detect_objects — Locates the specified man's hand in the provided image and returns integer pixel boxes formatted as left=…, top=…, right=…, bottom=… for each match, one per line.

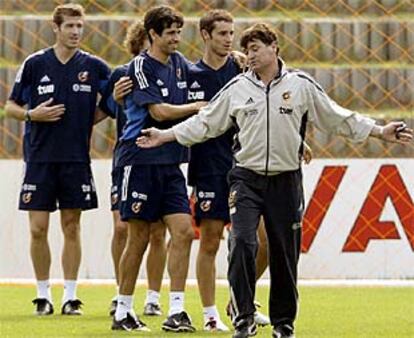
left=230, top=50, right=247, bottom=71
left=302, top=142, right=313, bottom=164
left=372, top=121, right=413, bottom=144
left=136, top=127, right=176, bottom=148
left=113, top=76, right=133, bottom=104
left=31, top=98, right=65, bottom=122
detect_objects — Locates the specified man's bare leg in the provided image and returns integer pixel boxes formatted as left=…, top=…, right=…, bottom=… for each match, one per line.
left=144, top=221, right=167, bottom=315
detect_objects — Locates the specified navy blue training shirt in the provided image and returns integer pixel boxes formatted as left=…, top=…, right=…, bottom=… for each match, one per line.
left=117, top=50, right=190, bottom=166
left=99, top=64, right=128, bottom=169
left=187, top=57, right=240, bottom=185
left=9, top=47, right=110, bottom=163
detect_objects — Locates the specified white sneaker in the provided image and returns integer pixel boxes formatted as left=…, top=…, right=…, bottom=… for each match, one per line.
left=254, top=311, right=270, bottom=326
left=204, top=316, right=230, bottom=331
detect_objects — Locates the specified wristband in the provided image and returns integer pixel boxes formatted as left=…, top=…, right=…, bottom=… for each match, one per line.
left=24, top=109, right=32, bottom=122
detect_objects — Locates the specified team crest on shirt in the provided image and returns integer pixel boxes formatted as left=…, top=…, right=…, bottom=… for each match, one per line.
left=22, top=192, right=32, bottom=204
left=176, top=68, right=182, bottom=79
left=78, top=71, right=89, bottom=82
left=200, top=200, right=211, bottom=212
left=131, top=202, right=142, bottom=214
left=282, top=91, right=291, bottom=101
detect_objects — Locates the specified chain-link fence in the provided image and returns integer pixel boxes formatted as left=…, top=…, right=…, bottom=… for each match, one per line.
left=0, top=0, right=413, bottom=159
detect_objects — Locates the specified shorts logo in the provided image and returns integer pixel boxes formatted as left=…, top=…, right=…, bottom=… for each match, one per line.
left=22, top=192, right=32, bottom=204
left=198, top=191, right=215, bottom=199
left=111, top=193, right=118, bottom=205
left=132, top=191, right=148, bottom=201
left=200, top=200, right=211, bottom=212
left=85, top=194, right=91, bottom=201
left=292, top=222, right=302, bottom=230
left=131, top=201, right=142, bottom=214
left=78, top=71, right=89, bottom=82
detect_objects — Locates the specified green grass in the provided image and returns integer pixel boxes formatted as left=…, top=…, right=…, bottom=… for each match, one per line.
left=0, top=284, right=413, bottom=337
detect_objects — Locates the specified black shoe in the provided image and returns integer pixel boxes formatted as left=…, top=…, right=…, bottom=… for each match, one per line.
left=143, top=302, right=162, bottom=316
left=273, top=324, right=295, bottom=338
left=162, top=311, right=196, bottom=332
left=111, top=313, right=150, bottom=332
left=233, top=317, right=257, bottom=338
left=32, top=298, right=54, bottom=316
left=109, top=299, right=117, bottom=317
left=61, top=299, right=83, bottom=315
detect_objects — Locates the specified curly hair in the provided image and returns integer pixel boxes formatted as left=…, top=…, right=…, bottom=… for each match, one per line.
left=123, top=21, right=148, bottom=56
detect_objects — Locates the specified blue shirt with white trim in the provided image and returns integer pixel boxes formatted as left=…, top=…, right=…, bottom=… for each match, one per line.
left=9, top=47, right=110, bottom=163
left=117, top=51, right=190, bottom=166
left=187, top=57, right=240, bottom=184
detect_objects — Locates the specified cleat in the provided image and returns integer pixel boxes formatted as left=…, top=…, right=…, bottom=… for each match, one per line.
left=143, top=302, right=162, bottom=316
left=204, top=316, right=230, bottom=332
left=254, top=311, right=270, bottom=326
left=111, top=312, right=150, bottom=332
left=233, top=317, right=257, bottom=338
left=32, top=298, right=54, bottom=316
left=109, top=299, right=117, bottom=317
left=162, top=311, right=196, bottom=332
left=61, top=299, right=83, bottom=315
left=253, top=301, right=270, bottom=326
left=272, top=324, right=295, bottom=338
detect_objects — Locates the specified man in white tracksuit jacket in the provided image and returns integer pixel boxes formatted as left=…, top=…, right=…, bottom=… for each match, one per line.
left=136, top=23, right=413, bottom=338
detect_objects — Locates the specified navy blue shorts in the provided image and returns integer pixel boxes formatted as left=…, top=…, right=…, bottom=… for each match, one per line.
left=193, top=175, right=230, bottom=225
left=110, top=167, right=122, bottom=211
left=119, top=164, right=190, bottom=222
left=19, top=162, right=98, bottom=212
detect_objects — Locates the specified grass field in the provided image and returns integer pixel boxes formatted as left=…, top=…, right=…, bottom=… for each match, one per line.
left=0, top=284, right=413, bottom=337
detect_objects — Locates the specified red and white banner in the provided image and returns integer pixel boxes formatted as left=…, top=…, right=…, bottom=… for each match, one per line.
left=300, top=159, right=414, bottom=279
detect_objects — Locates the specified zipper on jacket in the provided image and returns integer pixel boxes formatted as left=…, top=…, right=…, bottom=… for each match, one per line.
left=265, top=84, right=270, bottom=176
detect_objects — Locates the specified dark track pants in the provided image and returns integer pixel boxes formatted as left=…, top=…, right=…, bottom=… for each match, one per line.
left=227, top=167, right=303, bottom=329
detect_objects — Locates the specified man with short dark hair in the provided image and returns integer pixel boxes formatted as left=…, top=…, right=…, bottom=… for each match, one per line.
left=136, top=23, right=413, bottom=338
left=111, top=5, right=205, bottom=332
left=5, top=3, right=110, bottom=316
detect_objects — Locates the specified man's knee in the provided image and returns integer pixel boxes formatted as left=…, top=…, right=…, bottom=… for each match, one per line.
left=30, top=224, right=48, bottom=241
left=114, top=220, right=128, bottom=239
left=200, top=234, right=221, bottom=257
left=170, top=224, right=194, bottom=245
left=149, top=223, right=166, bottom=247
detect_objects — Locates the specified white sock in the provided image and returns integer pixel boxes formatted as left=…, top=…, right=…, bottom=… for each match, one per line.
left=169, top=291, right=184, bottom=316
left=115, top=294, right=134, bottom=321
left=62, top=280, right=77, bottom=303
left=203, top=305, right=219, bottom=322
left=36, top=280, right=52, bottom=302
left=145, top=290, right=160, bottom=305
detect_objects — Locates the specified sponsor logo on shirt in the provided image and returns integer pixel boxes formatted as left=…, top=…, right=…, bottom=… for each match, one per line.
left=279, top=106, right=293, bottom=115
left=156, top=79, right=164, bottom=86
left=37, top=84, right=55, bottom=95
left=40, top=75, right=51, bottom=83
left=161, top=88, right=169, bottom=97
left=78, top=71, right=89, bottom=82
left=177, top=81, right=187, bottom=89
left=190, top=81, right=201, bottom=89
left=188, top=91, right=205, bottom=100
left=245, top=97, right=255, bottom=105
left=73, top=84, right=92, bottom=92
